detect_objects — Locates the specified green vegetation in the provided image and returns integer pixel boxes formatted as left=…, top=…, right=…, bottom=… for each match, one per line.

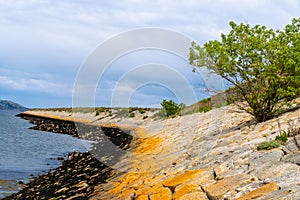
left=179, top=97, right=213, bottom=115
left=275, top=131, right=289, bottom=143
left=190, top=18, right=300, bottom=122
left=160, top=99, right=182, bottom=117
left=257, top=140, right=281, bottom=150
left=198, top=98, right=212, bottom=113
left=257, top=131, right=289, bottom=150
left=95, top=107, right=111, bottom=116
left=128, top=107, right=150, bottom=114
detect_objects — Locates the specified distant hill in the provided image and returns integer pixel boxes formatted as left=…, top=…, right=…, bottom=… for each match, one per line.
left=0, top=100, right=27, bottom=110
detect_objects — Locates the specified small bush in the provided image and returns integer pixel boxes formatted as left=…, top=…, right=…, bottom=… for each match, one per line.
left=129, top=112, right=135, bottom=118
left=257, top=140, right=281, bottom=150
left=199, top=106, right=211, bottom=113
left=139, top=109, right=146, bottom=114
left=161, top=100, right=181, bottom=117
left=198, top=98, right=212, bottom=113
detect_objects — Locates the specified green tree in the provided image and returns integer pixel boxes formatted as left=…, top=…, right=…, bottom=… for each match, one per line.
left=161, top=99, right=181, bottom=117
left=190, top=18, right=300, bottom=122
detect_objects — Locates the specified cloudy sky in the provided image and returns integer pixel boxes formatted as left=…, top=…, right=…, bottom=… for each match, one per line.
left=0, top=0, right=299, bottom=108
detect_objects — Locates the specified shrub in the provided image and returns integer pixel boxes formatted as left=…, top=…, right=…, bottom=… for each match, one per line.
left=198, top=98, right=212, bottom=113
left=160, top=99, right=181, bottom=117
left=199, top=106, right=211, bottom=113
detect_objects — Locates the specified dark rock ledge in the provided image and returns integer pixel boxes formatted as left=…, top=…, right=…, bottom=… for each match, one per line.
left=3, top=113, right=133, bottom=200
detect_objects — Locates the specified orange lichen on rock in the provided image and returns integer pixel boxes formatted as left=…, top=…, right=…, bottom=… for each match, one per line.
left=134, top=128, right=162, bottom=154
left=110, top=172, right=143, bottom=194
left=136, top=194, right=149, bottom=200
left=135, top=137, right=162, bottom=154
left=146, top=185, right=172, bottom=200
left=173, top=184, right=201, bottom=200
left=99, top=123, right=133, bottom=131
left=179, top=191, right=209, bottom=200
left=162, top=169, right=208, bottom=190
left=236, top=182, right=279, bottom=200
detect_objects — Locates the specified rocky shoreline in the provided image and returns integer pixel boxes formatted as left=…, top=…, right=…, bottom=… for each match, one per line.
left=3, top=113, right=133, bottom=200
left=4, top=100, right=300, bottom=199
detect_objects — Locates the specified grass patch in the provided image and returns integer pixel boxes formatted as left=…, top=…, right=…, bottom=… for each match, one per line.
left=275, top=131, right=288, bottom=144
left=257, top=140, right=281, bottom=150
left=257, top=131, right=289, bottom=150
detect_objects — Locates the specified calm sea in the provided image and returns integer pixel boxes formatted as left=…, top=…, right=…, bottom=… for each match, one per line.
left=0, top=110, right=92, bottom=197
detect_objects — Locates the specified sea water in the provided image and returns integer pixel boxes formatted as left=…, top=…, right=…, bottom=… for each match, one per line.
left=0, top=110, right=92, bottom=197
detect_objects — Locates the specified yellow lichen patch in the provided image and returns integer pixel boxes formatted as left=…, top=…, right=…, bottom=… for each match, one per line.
left=147, top=185, right=172, bottom=200
left=179, top=191, right=209, bottom=200
left=173, top=184, right=201, bottom=200
left=135, top=128, right=158, bottom=152
left=99, top=123, right=133, bottom=131
left=136, top=194, right=149, bottom=200
left=162, top=169, right=207, bottom=189
left=99, top=123, right=120, bottom=128
left=134, top=127, right=162, bottom=154
left=123, top=172, right=142, bottom=185
left=236, top=182, right=279, bottom=200
left=109, top=172, right=150, bottom=197
left=135, top=137, right=162, bottom=154
left=109, top=181, right=124, bottom=195
left=134, top=127, right=149, bottom=138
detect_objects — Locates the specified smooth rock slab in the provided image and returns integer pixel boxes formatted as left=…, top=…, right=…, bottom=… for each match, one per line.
left=249, top=149, right=283, bottom=169
left=236, top=182, right=279, bottom=200
left=253, top=162, right=300, bottom=180
left=204, top=174, right=254, bottom=200
left=282, top=135, right=300, bottom=154
left=283, top=151, right=300, bottom=165
left=264, top=170, right=300, bottom=189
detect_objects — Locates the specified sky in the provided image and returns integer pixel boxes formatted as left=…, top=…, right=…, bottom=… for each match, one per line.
left=0, top=0, right=299, bottom=108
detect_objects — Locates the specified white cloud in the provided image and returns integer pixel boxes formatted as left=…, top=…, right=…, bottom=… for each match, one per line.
left=0, top=68, right=71, bottom=95
left=0, top=0, right=298, bottom=107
